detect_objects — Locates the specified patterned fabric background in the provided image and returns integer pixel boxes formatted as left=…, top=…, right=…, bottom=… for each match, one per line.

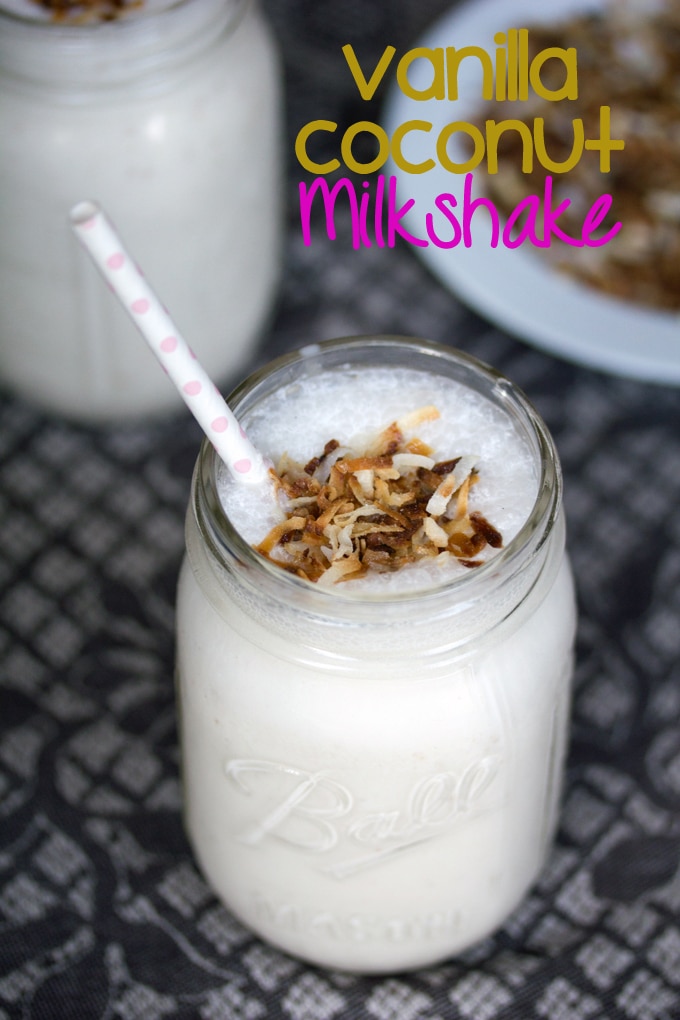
left=2, top=1, right=680, bottom=1017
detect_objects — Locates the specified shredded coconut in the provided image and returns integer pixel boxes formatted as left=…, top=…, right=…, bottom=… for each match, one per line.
left=255, top=408, right=503, bottom=584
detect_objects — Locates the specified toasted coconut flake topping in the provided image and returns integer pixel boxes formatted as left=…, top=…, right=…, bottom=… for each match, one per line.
left=254, top=407, right=504, bottom=584
left=31, top=0, right=142, bottom=21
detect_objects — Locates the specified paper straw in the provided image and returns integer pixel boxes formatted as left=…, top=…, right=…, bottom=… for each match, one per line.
left=69, top=200, right=269, bottom=486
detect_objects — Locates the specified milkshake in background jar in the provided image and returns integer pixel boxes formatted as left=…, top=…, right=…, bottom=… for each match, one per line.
left=0, top=0, right=281, bottom=420
left=176, top=336, right=577, bottom=973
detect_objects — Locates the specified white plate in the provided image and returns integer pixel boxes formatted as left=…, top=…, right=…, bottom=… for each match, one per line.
left=382, top=0, right=680, bottom=383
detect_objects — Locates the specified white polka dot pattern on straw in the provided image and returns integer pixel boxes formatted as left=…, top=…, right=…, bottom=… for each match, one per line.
left=69, top=201, right=269, bottom=485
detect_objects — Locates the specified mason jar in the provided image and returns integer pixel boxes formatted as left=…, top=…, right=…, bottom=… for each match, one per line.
left=175, top=336, right=577, bottom=973
left=0, top=0, right=282, bottom=420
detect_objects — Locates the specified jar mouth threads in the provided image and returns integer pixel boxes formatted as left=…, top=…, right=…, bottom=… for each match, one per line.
left=193, top=336, right=562, bottom=595
left=190, top=336, right=565, bottom=658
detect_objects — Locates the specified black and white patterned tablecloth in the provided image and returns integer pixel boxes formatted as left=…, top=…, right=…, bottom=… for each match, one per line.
left=2, top=1, right=680, bottom=1017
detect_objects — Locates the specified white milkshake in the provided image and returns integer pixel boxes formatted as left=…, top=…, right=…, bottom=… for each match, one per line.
left=0, top=0, right=281, bottom=420
left=176, top=336, right=576, bottom=972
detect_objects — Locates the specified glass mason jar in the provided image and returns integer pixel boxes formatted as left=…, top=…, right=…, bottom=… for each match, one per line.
left=0, top=0, right=281, bottom=421
left=176, top=336, right=577, bottom=973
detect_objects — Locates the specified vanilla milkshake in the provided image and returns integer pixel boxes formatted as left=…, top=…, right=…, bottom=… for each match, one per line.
left=0, top=0, right=281, bottom=419
left=176, top=336, right=576, bottom=972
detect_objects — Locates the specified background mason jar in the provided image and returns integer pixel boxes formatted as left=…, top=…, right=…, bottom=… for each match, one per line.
left=0, top=0, right=282, bottom=420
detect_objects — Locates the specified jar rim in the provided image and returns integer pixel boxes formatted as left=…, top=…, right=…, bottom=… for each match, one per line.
left=0, top=0, right=248, bottom=87
left=0, top=0, right=243, bottom=30
left=193, top=335, right=563, bottom=620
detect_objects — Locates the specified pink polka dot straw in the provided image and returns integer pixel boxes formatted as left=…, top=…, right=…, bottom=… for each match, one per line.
left=69, top=200, right=269, bottom=486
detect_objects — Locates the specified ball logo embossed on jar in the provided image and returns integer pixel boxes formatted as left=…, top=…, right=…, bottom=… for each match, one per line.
left=224, top=756, right=502, bottom=880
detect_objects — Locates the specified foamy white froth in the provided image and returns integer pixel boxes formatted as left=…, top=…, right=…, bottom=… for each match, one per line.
left=218, top=366, right=538, bottom=594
